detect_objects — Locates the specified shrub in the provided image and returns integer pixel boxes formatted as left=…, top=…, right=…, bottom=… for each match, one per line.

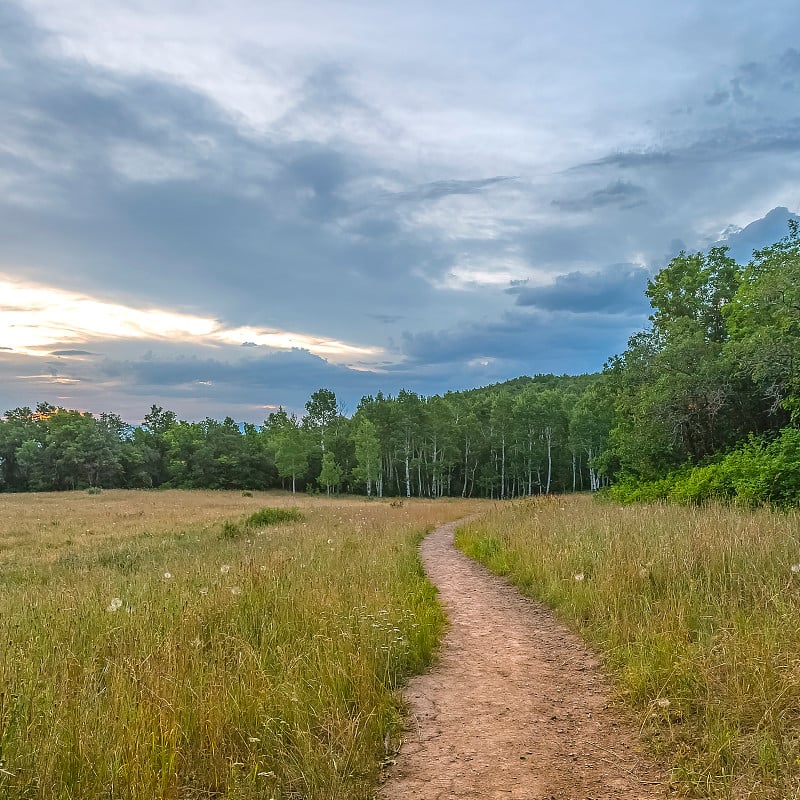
left=245, top=507, right=304, bottom=527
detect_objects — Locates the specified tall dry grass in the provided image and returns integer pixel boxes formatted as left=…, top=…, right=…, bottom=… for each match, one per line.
left=456, top=495, right=800, bottom=799
left=0, top=490, right=481, bottom=799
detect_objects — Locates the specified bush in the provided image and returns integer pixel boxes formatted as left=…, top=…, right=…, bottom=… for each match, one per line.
left=245, top=507, right=304, bottom=527
left=607, top=427, right=800, bottom=508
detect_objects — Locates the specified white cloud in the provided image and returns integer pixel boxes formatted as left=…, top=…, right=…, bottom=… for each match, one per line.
left=0, top=275, right=384, bottom=363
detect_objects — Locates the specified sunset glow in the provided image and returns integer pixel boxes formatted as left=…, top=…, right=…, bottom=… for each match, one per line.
left=0, top=277, right=383, bottom=363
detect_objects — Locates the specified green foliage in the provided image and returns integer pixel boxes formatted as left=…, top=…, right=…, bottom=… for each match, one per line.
left=726, top=220, right=800, bottom=416
left=245, top=507, right=304, bottom=527
left=318, top=451, right=343, bottom=494
left=607, top=427, right=800, bottom=508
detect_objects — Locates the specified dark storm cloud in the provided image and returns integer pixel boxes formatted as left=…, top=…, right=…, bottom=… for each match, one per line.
left=96, top=349, right=366, bottom=392
left=553, top=180, right=647, bottom=212
left=400, top=309, right=646, bottom=374
left=508, top=265, right=651, bottom=314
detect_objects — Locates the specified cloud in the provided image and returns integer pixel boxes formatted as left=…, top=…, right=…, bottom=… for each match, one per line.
left=574, top=151, right=674, bottom=171
left=714, top=206, right=800, bottom=263
left=2, top=0, right=800, bottom=421
left=553, top=180, right=647, bottom=212
left=0, top=277, right=382, bottom=362
left=388, top=176, right=516, bottom=203
left=508, top=265, right=651, bottom=314
left=50, top=350, right=96, bottom=356
left=400, top=308, right=647, bottom=374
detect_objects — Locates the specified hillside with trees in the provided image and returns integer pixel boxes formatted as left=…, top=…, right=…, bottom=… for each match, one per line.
left=2, top=221, right=798, bottom=504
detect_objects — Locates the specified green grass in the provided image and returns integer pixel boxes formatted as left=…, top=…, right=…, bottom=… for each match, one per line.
left=456, top=495, right=800, bottom=799
left=0, top=490, right=481, bottom=799
left=245, top=507, right=305, bottom=528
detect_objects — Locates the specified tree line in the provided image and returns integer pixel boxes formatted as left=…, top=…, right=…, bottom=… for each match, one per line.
left=0, top=377, right=603, bottom=496
left=2, top=221, right=798, bottom=502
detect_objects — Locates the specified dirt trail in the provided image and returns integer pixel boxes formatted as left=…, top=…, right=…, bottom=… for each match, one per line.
left=379, top=519, right=670, bottom=800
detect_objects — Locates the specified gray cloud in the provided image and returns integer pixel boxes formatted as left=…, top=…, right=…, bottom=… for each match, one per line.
left=553, top=180, right=647, bottom=212
left=400, top=309, right=646, bottom=376
left=715, top=206, right=800, bottom=263
left=389, top=176, right=516, bottom=203
left=508, top=265, right=651, bottom=314
left=50, top=350, right=96, bottom=356
left=1, top=1, right=799, bottom=420
left=574, top=151, right=674, bottom=171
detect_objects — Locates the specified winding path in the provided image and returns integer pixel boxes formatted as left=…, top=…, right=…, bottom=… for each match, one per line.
left=380, top=519, right=670, bottom=800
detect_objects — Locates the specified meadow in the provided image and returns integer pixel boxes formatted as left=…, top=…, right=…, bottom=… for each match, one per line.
left=0, top=490, right=481, bottom=800
left=457, top=495, right=800, bottom=799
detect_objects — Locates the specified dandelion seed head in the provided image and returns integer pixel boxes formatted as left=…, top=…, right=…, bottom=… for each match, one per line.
left=327, top=538, right=333, bottom=544
left=656, top=698, right=670, bottom=708
left=106, top=597, right=123, bottom=612
left=230, top=586, right=242, bottom=595
left=220, top=564, right=231, bottom=574
left=791, top=564, right=800, bottom=574
left=163, top=572, right=172, bottom=580
left=574, top=572, right=585, bottom=582
left=259, top=565, right=267, bottom=572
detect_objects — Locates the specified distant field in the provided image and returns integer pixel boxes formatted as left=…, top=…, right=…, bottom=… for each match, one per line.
left=457, top=495, right=800, bottom=799
left=0, top=490, right=482, bottom=800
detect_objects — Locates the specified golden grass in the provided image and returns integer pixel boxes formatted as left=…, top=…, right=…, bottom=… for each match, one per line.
left=456, top=495, right=800, bottom=799
left=0, top=490, right=481, bottom=799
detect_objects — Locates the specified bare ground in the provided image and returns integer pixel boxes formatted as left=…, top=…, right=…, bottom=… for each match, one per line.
left=379, top=519, right=673, bottom=800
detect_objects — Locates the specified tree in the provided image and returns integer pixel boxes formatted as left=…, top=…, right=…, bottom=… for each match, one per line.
left=274, top=416, right=311, bottom=494
left=646, top=246, right=740, bottom=342
left=394, top=390, right=421, bottom=497
left=353, top=418, right=381, bottom=496
left=318, top=451, right=343, bottom=495
left=726, top=221, right=800, bottom=418
left=304, top=388, right=338, bottom=452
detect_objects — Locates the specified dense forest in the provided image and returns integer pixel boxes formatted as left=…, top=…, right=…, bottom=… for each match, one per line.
left=2, top=222, right=798, bottom=503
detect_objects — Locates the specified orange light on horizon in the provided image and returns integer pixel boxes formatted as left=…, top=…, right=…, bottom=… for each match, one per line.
left=0, top=275, right=385, bottom=365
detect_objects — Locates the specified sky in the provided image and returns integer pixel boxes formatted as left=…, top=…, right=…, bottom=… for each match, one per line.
left=1, top=0, right=799, bottom=422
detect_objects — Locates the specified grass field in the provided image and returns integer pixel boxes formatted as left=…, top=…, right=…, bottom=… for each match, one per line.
left=0, top=490, right=481, bottom=800
left=456, top=495, right=800, bottom=799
